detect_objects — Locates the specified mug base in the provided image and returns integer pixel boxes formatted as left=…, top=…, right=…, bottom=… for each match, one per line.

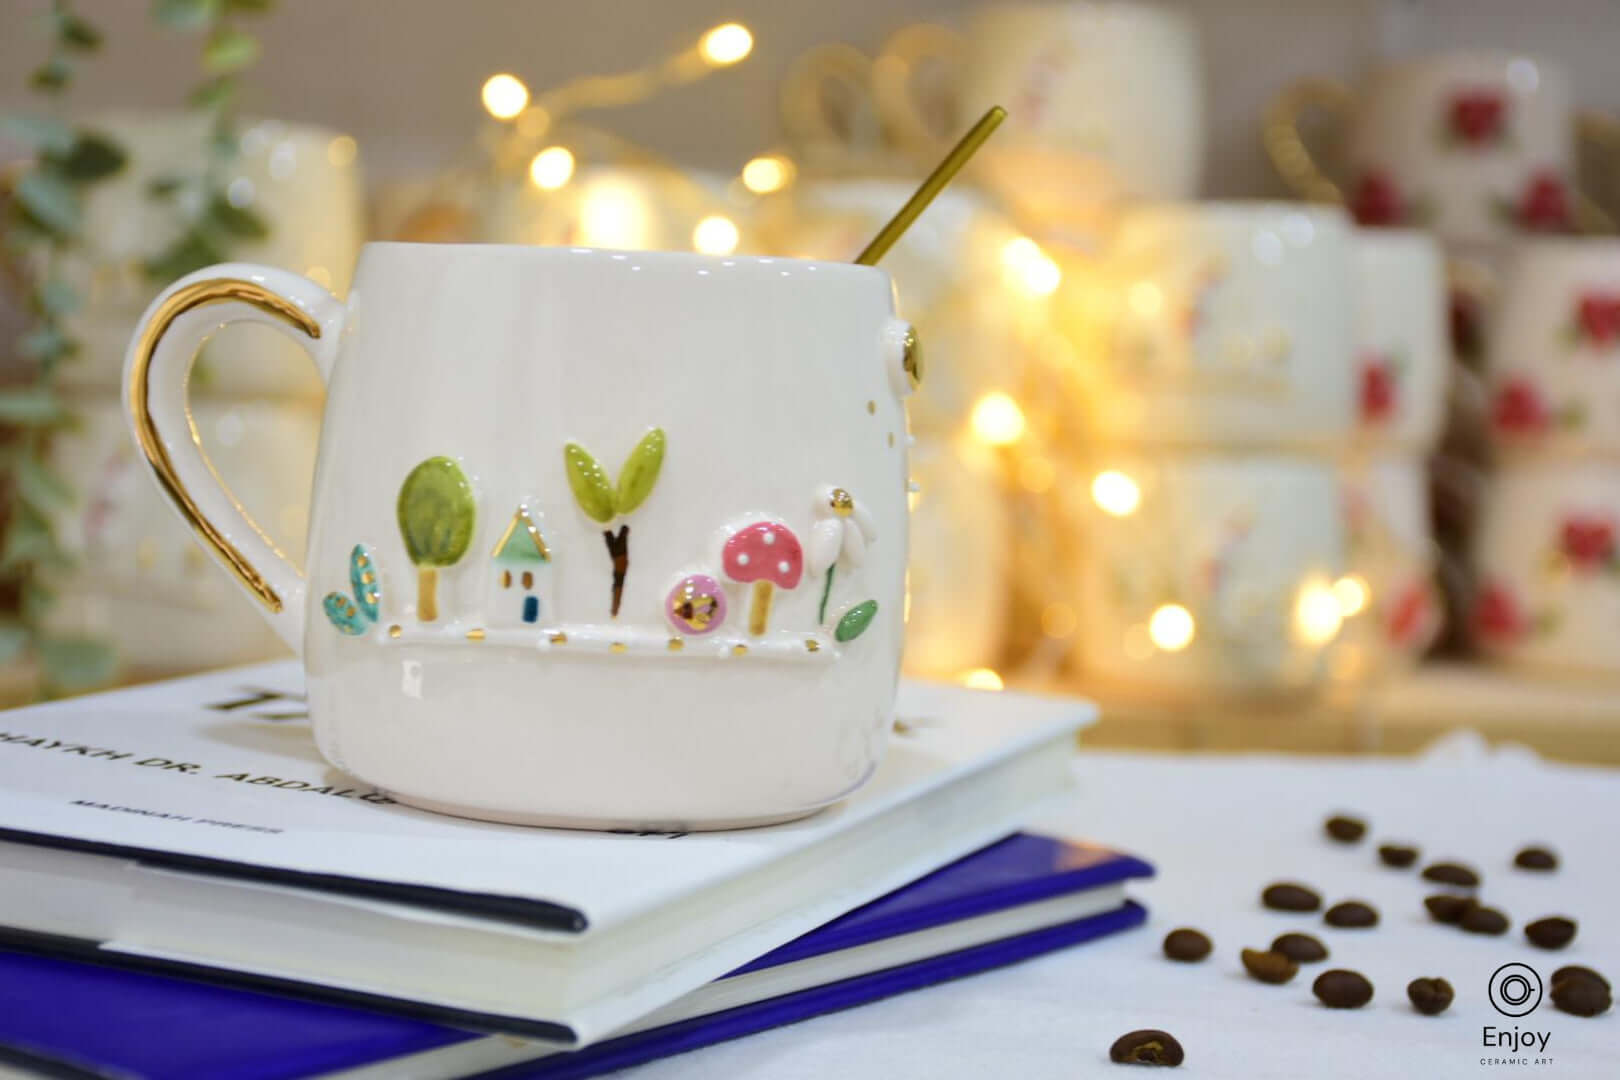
left=383, top=789, right=835, bottom=833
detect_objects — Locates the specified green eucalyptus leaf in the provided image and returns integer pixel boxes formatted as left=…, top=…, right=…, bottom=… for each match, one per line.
left=1, top=114, right=76, bottom=154
left=59, top=14, right=103, bottom=50
left=39, top=279, right=79, bottom=318
left=834, top=600, right=879, bottom=643
left=29, top=60, right=71, bottom=92
left=203, top=27, right=259, bottom=73
left=53, top=132, right=127, bottom=181
left=15, top=169, right=82, bottom=235
left=18, top=325, right=76, bottom=364
left=15, top=458, right=74, bottom=512
left=614, top=427, right=665, bottom=515
left=207, top=194, right=269, bottom=239
left=563, top=443, right=616, bottom=523
left=143, top=229, right=225, bottom=283
left=0, top=386, right=67, bottom=425
left=146, top=175, right=185, bottom=199
left=224, top=0, right=274, bottom=11
left=0, top=622, right=30, bottom=665
left=208, top=128, right=239, bottom=156
left=153, top=0, right=221, bottom=31
left=396, top=456, right=476, bottom=567
left=1, top=506, right=58, bottom=571
left=38, top=636, right=117, bottom=693
left=21, top=578, right=55, bottom=624
left=187, top=76, right=235, bottom=109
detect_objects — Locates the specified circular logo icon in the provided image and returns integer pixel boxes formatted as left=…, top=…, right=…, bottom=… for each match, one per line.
left=1488, top=963, right=1544, bottom=1017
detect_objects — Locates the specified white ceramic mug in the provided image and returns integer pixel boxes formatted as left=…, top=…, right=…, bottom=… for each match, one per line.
left=1485, top=239, right=1620, bottom=456
left=1074, top=202, right=1355, bottom=448
left=876, top=3, right=1204, bottom=224
left=42, top=397, right=319, bottom=676
left=58, top=111, right=363, bottom=398
left=1338, top=454, right=1442, bottom=671
left=1472, top=458, right=1620, bottom=676
left=1267, top=51, right=1610, bottom=244
left=123, top=245, right=915, bottom=828
left=1350, top=229, right=1449, bottom=450
left=1070, top=450, right=1348, bottom=695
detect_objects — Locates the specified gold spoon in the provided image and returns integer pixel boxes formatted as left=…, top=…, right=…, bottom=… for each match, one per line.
left=854, top=105, right=1006, bottom=266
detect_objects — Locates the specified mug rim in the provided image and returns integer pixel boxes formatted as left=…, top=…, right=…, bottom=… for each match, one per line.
left=1360, top=48, right=1564, bottom=85
left=357, top=240, right=892, bottom=280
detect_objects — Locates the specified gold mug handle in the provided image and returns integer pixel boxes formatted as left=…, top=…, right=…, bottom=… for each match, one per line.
left=1575, top=109, right=1620, bottom=234
left=123, top=264, right=344, bottom=655
left=871, top=24, right=965, bottom=155
left=1263, top=78, right=1356, bottom=204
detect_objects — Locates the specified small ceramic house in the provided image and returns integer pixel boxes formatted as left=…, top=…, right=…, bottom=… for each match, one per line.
left=489, top=504, right=552, bottom=627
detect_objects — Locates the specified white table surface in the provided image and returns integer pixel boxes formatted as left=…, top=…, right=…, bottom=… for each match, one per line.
left=628, top=741, right=1618, bottom=1079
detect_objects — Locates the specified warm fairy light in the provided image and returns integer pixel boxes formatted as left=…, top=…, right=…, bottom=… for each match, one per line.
left=1128, top=280, right=1164, bottom=317
left=1041, top=603, right=1078, bottom=638
left=1333, top=574, right=1370, bottom=618
left=692, top=214, right=740, bottom=255
left=742, top=154, right=794, bottom=194
left=1001, top=236, right=1061, bottom=296
left=528, top=146, right=575, bottom=190
left=325, top=135, right=358, bottom=168
left=481, top=73, right=530, bottom=120
left=1148, top=603, right=1195, bottom=652
left=1294, top=579, right=1345, bottom=646
left=970, top=391, right=1026, bottom=446
left=701, top=23, right=753, bottom=66
left=1090, top=470, right=1141, bottom=517
left=960, top=668, right=1004, bottom=691
left=578, top=177, right=652, bottom=250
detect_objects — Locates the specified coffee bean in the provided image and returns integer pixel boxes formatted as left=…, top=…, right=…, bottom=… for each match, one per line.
left=1261, top=882, right=1322, bottom=912
left=1241, top=948, right=1299, bottom=984
left=1378, top=843, right=1419, bottom=868
left=1162, top=928, right=1212, bottom=963
left=1109, top=1029, right=1184, bottom=1066
left=1524, top=916, right=1577, bottom=950
left=1421, top=862, right=1480, bottom=888
left=1407, top=977, right=1454, bottom=1015
left=1270, top=932, right=1329, bottom=964
left=1514, top=846, right=1558, bottom=872
left=1324, top=900, right=1379, bottom=928
left=1552, top=972, right=1612, bottom=1018
left=1324, top=815, right=1366, bottom=843
left=1424, top=894, right=1476, bottom=923
left=1553, top=966, right=1610, bottom=993
left=1313, top=969, right=1374, bottom=1009
left=1459, top=904, right=1510, bottom=935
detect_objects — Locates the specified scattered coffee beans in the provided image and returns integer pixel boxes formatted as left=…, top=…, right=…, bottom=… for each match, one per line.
left=1109, top=1029, right=1185, bottom=1067
left=1424, top=894, right=1475, bottom=923
left=1459, top=904, right=1510, bottom=935
left=1324, top=900, right=1379, bottom=928
left=1514, top=846, right=1558, bottom=872
left=1261, top=882, right=1322, bottom=912
left=1524, top=916, right=1577, bottom=950
left=1270, top=932, right=1328, bottom=964
left=1313, top=969, right=1374, bottom=1009
left=1162, top=928, right=1212, bottom=963
left=1324, top=815, right=1366, bottom=844
left=1407, top=977, right=1454, bottom=1016
left=1551, top=969, right=1612, bottom=1018
left=1378, top=843, right=1419, bottom=868
left=1421, top=861, right=1480, bottom=888
left=1241, top=948, right=1299, bottom=984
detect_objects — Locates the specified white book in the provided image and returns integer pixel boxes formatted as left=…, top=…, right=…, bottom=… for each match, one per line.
left=0, top=661, right=1090, bottom=1047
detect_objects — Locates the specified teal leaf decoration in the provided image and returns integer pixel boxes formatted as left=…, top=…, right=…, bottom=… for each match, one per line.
left=563, top=442, right=616, bottom=524
left=323, top=592, right=368, bottom=636
left=348, top=544, right=380, bottom=622
left=835, top=600, right=879, bottom=643
left=614, top=427, right=666, bottom=515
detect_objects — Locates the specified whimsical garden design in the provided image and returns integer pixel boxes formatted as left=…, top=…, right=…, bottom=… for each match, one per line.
left=322, top=429, right=880, bottom=662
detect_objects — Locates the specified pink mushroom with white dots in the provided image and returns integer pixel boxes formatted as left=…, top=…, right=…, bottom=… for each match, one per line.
left=723, top=521, right=804, bottom=635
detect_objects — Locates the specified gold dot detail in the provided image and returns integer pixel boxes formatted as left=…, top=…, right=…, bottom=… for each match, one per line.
left=668, top=638, right=684, bottom=652
left=887, top=432, right=895, bottom=448
left=611, top=642, right=628, bottom=653
left=549, top=631, right=568, bottom=645
left=866, top=400, right=876, bottom=415
left=805, top=639, right=821, bottom=652
left=466, top=628, right=486, bottom=641
left=732, top=643, right=748, bottom=656
left=387, top=624, right=402, bottom=638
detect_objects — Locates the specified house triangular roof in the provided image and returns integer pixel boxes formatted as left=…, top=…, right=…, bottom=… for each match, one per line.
left=492, top=505, right=550, bottom=563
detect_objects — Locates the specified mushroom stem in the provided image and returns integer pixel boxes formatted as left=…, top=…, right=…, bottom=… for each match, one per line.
left=818, top=566, right=836, bottom=624
left=417, top=567, right=438, bottom=623
left=749, top=580, right=774, bottom=635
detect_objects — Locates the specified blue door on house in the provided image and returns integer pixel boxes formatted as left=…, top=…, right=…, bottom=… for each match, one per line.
left=523, top=596, right=539, bottom=624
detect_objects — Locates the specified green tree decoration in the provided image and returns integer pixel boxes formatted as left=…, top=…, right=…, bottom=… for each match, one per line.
left=563, top=427, right=665, bottom=617
left=397, top=457, right=475, bottom=622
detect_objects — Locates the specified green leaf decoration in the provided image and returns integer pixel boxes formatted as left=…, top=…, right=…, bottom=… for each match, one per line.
left=187, top=75, right=235, bottom=109
left=146, top=175, right=184, bottom=199
left=397, top=457, right=476, bottom=568
left=58, top=14, right=103, bottom=50
left=203, top=26, right=260, bottom=74
left=835, top=600, right=879, bottom=643
left=323, top=592, right=369, bottom=636
left=207, top=194, right=269, bottom=239
left=30, top=59, right=71, bottom=92
left=144, top=229, right=226, bottom=284
left=15, top=170, right=82, bottom=235
left=564, top=442, right=616, bottom=523
left=38, top=636, right=117, bottom=693
left=348, top=544, right=380, bottom=622
left=153, top=0, right=221, bottom=30
left=1, top=114, right=76, bottom=155
left=0, top=387, right=67, bottom=426
left=18, top=326, right=75, bottom=364
left=52, top=132, right=127, bottom=181
left=615, top=427, right=666, bottom=515
left=15, top=458, right=74, bottom=513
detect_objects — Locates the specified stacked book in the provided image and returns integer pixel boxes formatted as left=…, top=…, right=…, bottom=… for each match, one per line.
left=0, top=662, right=1152, bottom=1078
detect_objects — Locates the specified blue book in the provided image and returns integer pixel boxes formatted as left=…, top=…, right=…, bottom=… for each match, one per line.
left=0, top=834, right=1150, bottom=1080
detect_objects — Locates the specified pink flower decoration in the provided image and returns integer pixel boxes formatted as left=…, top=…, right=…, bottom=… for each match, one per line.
left=1386, top=580, right=1436, bottom=649
left=1576, top=293, right=1620, bottom=347
left=1359, top=354, right=1397, bottom=423
left=1518, top=171, right=1572, bottom=232
left=1560, top=515, right=1617, bottom=571
left=1491, top=378, right=1548, bottom=436
left=1351, top=171, right=1403, bottom=227
left=1449, top=91, right=1506, bottom=145
left=1471, top=581, right=1526, bottom=643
